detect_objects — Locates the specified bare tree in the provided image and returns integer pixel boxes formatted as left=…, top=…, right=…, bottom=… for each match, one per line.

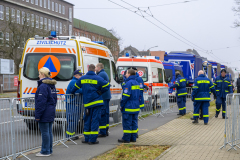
left=233, top=0, right=240, bottom=27
left=0, top=12, right=48, bottom=73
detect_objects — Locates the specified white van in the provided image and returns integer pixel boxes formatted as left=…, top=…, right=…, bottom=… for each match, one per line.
left=116, top=56, right=169, bottom=107
left=17, top=33, right=122, bottom=129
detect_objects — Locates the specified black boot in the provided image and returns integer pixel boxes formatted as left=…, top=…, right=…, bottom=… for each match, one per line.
left=190, top=117, right=194, bottom=120
left=106, top=128, right=109, bottom=136
left=177, top=113, right=184, bottom=116
left=204, top=123, right=208, bottom=125
left=88, top=140, right=99, bottom=145
left=130, top=140, right=136, bottom=142
left=82, top=140, right=88, bottom=144
left=215, top=114, right=218, bottom=118
left=192, top=118, right=198, bottom=124
left=199, top=117, right=203, bottom=120
left=118, top=139, right=130, bottom=143
left=98, top=134, right=106, bottom=138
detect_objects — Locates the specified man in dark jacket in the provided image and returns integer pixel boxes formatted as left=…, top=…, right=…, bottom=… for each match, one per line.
left=96, top=63, right=111, bottom=137
left=191, top=70, right=216, bottom=125
left=214, top=69, right=233, bottom=119
left=118, top=69, right=141, bottom=143
left=170, top=71, right=187, bottom=115
left=65, top=70, right=83, bottom=141
left=71, top=64, right=110, bottom=145
left=236, top=74, right=240, bottom=93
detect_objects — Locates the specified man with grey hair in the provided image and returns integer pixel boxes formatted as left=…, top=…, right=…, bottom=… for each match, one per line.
left=96, top=63, right=111, bottom=137
left=191, top=70, right=216, bottom=125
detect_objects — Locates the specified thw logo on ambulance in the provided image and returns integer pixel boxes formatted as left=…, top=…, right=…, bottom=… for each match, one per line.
left=38, top=55, right=61, bottom=78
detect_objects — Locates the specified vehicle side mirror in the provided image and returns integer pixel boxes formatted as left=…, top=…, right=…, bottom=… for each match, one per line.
left=117, top=74, right=124, bottom=84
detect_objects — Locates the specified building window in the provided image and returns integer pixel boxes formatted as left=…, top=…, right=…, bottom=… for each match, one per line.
left=56, top=21, right=58, bottom=33
left=6, top=32, right=9, bottom=47
left=11, top=8, right=15, bottom=22
left=69, top=8, right=72, bottom=22
left=78, top=32, right=80, bottom=36
left=55, top=3, right=58, bottom=12
left=36, top=15, right=39, bottom=28
left=59, top=4, right=61, bottom=13
left=69, top=25, right=72, bottom=36
left=27, top=13, right=30, bottom=26
left=40, top=17, right=43, bottom=29
left=21, top=11, right=25, bottom=24
left=17, top=10, right=20, bottom=24
left=44, top=18, right=47, bottom=30
left=0, top=32, right=3, bottom=46
left=0, top=5, right=4, bottom=20
left=62, top=6, right=65, bottom=14
left=60, top=22, right=62, bottom=34
left=52, top=20, right=55, bottom=30
left=48, top=0, right=50, bottom=10
left=92, top=36, right=95, bottom=41
left=48, top=19, right=51, bottom=31
left=26, top=0, right=29, bottom=2
left=35, top=0, right=38, bottom=5
left=31, top=14, right=34, bottom=27
left=52, top=2, right=54, bottom=11
left=31, top=0, right=34, bottom=4
left=40, top=0, right=42, bottom=7
left=6, top=7, right=9, bottom=21
left=44, top=0, right=46, bottom=8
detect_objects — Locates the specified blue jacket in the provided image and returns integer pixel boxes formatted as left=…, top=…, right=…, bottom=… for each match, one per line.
left=191, top=74, right=216, bottom=101
left=214, top=75, right=233, bottom=98
left=66, top=77, right=82, bottom=94
left=71, top=71, right=110, bottom=108
left=120, top=75, right=141, bottom=114
left=170, top=75, right=187, bottom=97
left=66, top=77, right=82, bottom=105
left=35, top=78, right=57, bottom=122
left=136, top=72, right=144, bottom=109
left=97, top=69, right=111, bottom=100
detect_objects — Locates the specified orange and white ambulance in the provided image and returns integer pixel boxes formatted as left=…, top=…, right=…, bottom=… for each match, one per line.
left=17, top=32, right=122, bottom=128
left=116, top=56, right=169, bottom=107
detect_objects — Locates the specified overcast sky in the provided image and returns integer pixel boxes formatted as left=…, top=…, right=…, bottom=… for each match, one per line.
left=67, top=0, right=240, bottom=69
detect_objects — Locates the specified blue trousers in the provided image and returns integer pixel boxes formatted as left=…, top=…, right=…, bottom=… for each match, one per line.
left=216, top=97, right=226, bottom=117
left=83, top=106, right=101, bottom=142
left=193, top=101, right=209, bottom=123
left=38, top=122, right=53, bottom=155
left=99, top=100, right=110, bottom=135
left=122, top=113, right=138, bottom=142
left=66, top=104, right=81, bottom=138
left=177, top=96, right=186, bottom=115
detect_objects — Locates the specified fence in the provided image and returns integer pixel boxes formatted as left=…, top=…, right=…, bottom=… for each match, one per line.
left=220, top=93, right=240, bottom=151
left=0, top=89, right=172, bottom=160
left=2, top=75, right=18, bottom=91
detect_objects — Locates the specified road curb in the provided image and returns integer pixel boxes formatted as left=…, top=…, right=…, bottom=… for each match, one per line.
left=154, top=145, right=175, bottom=160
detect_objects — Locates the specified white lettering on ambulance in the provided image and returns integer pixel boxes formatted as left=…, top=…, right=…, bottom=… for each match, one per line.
left=36, top=41, right=67, bottom=45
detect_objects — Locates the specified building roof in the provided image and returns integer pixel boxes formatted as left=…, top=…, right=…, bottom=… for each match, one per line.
left=119, top=46, right=139, bottom=57
left=60, top=0, right=75, bottom=6
left=73, top=18, right=118, bottom=40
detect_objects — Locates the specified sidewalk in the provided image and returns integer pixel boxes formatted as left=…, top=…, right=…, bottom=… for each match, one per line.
left=135, top=116, right=240, bottom=160
left=22, top=101, right=193, bottom=160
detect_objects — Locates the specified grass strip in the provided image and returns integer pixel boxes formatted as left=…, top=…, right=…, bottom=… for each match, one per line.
left=92, top=144, right=170, bottom=160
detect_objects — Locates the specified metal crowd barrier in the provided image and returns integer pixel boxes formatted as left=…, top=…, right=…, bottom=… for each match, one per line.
left=138, top=91, right=153, bottom=120
left=220, top=93, right=240, bottom=151
left=186, top=87, right=192, bottom=99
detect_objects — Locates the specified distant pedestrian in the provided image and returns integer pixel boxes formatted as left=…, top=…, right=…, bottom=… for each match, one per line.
left=95, top=63, right=111, bottom=137
left=214, top=69, right=233, bottom=119
left=170, top=71, right=187, bottom=116
left=71, top=64, right=110, bottom=145
left=65, top=70, right=84, bottom=141
left=35, top=67, right=57, bottom=157
left=236, top=74, right=240, bottom=93
left=118, top=69, right=141, bottom=143
left=231, top=81, right=235, bottom=93
left=191, top=70, right=216, bottom=125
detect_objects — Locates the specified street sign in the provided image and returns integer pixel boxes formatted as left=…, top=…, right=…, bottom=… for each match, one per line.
left=14, top=76, right=18, bottom=86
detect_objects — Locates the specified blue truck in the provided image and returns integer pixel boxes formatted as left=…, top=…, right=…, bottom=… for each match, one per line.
left=164, top=52, right=202, bottom=87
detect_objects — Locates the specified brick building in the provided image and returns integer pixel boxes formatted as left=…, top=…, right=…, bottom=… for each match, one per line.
left=0, top=0, right=74, bottom=38
left=73, top=18, right=120, bottom=62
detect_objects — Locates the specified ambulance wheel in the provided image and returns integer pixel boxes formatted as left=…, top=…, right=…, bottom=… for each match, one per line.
left=113, top=111, right=121, bottom=123
left=25, top=120, right=38, bottom=130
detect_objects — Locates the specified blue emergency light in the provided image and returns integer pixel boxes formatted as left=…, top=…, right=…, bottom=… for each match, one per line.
left=92, top=41, right=104, bottom=45
left=125, top=53, right=129, bottom=57
left=51, top=31, right=57, bottom=37
left=155, top=56, right=160, bottom=60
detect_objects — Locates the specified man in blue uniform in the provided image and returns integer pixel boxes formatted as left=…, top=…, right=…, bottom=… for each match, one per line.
left=191, top=70, right=216, bottom=125
left=96, top=63, right=111, bottom=137
left=71, top=64, right=110, bottom=145
left=118, top=69, right=141, bottom=143
left=214, top=69, right=233, bottom=119
left=65, top=70, right=83, bottom=141
left=170, top=71, right=187, bottom=115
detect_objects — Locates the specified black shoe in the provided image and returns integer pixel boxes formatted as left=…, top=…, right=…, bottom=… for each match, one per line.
left=82, top=140, right=88, bottom=144
left=177, top=114, right=184, bottom=116
left=106, top=128, right=109, bottom=136
left=199, top=117, right=203, bottom=120
left=98, top=134, right=107, bottom=138
left=88, top=141, right=99, bottom=145
left=136, top=134, right=138, bottom=138
left=204, top=123, right=208, bottom=125
left=67, top=136, right=79, bottom=141
left=192, top=119, right=198, bottom=124
left=222, top=116, right=228, bottom=119
left=130, top=140, right=136, bottom=142
left=215, top=114, right=218, bottom=118
left=118, top=139, right=130, bottom=143
left=190, top=117, right=194, bottom=120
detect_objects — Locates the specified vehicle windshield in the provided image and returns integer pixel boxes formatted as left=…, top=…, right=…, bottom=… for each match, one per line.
left=165, top=69, right=173, bottom=80
left=117, top=66, right=148, bottom=82
left=23, top=53, right=76, bottom=81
